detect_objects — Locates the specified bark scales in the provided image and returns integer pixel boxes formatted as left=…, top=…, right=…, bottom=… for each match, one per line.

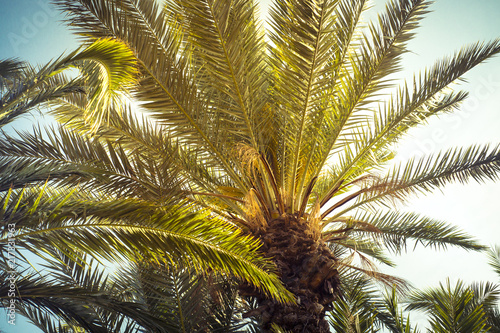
left=241, top=214, right=341, bottom=332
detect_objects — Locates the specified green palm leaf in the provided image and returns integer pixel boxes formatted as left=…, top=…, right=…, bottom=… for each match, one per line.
left=328, top=144, right=500, bottom=220
left=407, top=279, right=491, bottom=333
left=339, top=211, right=485, bottom=253
left=0, top=186, right=293, bottom=304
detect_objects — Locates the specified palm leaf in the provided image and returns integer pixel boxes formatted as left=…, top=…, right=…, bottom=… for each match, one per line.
left=332, top=211, right=486, bottom=253
left=0, top=186, right=293, bottom=304
left=328, top=144, right=500, bottom=220
left=406, top=279, right=490, bottom=333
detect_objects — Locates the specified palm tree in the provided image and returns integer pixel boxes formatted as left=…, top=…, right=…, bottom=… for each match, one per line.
left=406, top=279, right=499, bottom=333
left=2, top=0, right=500, bottom=331
left=396, top=247, right=500, bottom=333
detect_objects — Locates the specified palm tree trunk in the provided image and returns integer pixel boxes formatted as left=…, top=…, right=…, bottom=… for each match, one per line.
left=242, top=214, right=340, bottom=332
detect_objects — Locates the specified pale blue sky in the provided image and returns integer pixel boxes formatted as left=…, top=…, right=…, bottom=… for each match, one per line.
left=1, top=0, right=500, bottom=331
left=0, top=0, right=77, bottom=62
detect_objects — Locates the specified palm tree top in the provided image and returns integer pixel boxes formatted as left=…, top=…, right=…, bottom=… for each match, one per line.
left=2, top=0, right=500, bottom=331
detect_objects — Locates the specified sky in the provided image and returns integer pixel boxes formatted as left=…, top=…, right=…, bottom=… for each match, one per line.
left=1, top=0, right=500, bottom=331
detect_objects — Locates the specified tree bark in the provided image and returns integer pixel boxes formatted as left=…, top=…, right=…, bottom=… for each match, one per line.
left=242, top=214, right=341, bottom=332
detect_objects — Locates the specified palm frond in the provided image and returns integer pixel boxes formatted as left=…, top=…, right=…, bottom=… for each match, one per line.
left=267, top=0, right=342, bottom=209
left=50, top=96, right=241, bottom=209
left=0, top=59, right=25, bottom=94
left=329, top=144, right=500, bottom=219
left=378, top=287, right=420, bottom=333
left=314, top=0, right=431, bottom=193
left=406, top=279, right=490, bottom=333
left=54, top=0, right=248, bottom=189
left=177, top=0, right=267, bottom=150
left=0, top=265, right=157, bottom=332
left=470, top=281, right=500, bottom=313
left=0, top=187, right=293, bottom=304
left=487, top=246, right=500, bottom=278
left=0, top=59, right=24, bottom=78
left=131, top=263, right=208, bottom=332
left=328, top=275, right=380, bottom=333
left=0, top=125, right=184, bottom=198
left=336, top=211, right=485, bottom=253
left=0, top=39, right=136, bottom=131
left=327, top=40, right=500, bottom=194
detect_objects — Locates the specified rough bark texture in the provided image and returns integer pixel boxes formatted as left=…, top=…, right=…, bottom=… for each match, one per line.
left=241, top=214, right=340, bottom=332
